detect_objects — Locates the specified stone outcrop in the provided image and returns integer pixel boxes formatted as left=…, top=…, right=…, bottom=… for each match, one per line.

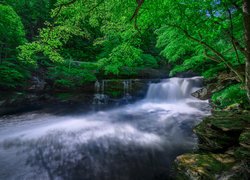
left=174, top=111, right=250, bottom=179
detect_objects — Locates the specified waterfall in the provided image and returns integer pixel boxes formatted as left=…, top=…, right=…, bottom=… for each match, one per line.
left=123, top=80, right=132, bottom=96
left=123, top=80, right=129, bottom=95
left=146, top=77, right=203, bottom=102
left=122, top=80, right=132, bottom=103
left=93, top=80, right=108, bottom=104
left=94, top=80, right=100, bottom=93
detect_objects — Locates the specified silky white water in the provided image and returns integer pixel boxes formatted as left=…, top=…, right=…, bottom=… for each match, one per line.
left=0, top=77, right=210, bottom=180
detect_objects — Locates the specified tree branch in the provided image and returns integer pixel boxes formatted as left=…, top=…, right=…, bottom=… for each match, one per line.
left=130, top=0, right=144, bottom=21
left=167, top=23, right=244, bottom=82
left=53, top=0, right=78, bottom=19
left=227, top=7, right=241, bottom=64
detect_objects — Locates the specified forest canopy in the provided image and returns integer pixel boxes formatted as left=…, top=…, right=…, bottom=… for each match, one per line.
left=0, top=0, right=249, bottom=107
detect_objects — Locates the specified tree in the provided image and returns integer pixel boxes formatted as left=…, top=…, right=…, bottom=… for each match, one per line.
left=243, top=0, right=250, bottom=102
left=3, top=0, right=56, bottom=40
left=0, top=4, right=27, bottom=88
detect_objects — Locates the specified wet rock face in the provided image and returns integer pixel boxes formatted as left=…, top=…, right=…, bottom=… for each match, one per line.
left=174, top=111, right=250, bottom=179
left=194, top=112, right=249, bottom=152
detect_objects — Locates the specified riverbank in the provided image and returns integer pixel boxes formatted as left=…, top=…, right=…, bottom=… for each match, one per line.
left=174, top=110, right=250, bottom=179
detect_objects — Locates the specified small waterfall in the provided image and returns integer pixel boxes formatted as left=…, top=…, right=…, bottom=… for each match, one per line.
left=93, top=80, right=108, bottom=104
left=95, top=81, right=100, bottom=93
left=123, top=80, right=129, bottom=95
left=122, top=80, right=132, bottom=102
left=146, top=77, right=203, bottom=102
left=101, top=80, right=105, bottom=94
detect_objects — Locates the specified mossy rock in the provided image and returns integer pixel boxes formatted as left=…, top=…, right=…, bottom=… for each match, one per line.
left=235, top=147, right=250, bottom=160
left=175, top=153, right=236, bottom=180
left=239, top=130, right=250, bottom=148
left=194, top=111, right=250, bottom=152
left=194, top=124, right=235, bottom=151
left=234, top=130, right=250, bottom=160
left=194, top=119, right=239, bottom=152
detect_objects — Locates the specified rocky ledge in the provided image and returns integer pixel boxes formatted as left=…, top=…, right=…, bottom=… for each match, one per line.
left=174, top=111, right=250, bottom=179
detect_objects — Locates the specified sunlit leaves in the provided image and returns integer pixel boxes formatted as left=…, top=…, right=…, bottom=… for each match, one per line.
left=155, top=0, right=244, bottom=77
left=98, top=43, right=143, bottom=75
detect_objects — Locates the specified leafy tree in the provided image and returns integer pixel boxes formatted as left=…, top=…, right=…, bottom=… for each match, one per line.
left=153, top=0, right=245, bottom=80
left=47, top=62, right=96, bottom=88
left=18, top=0, right=161, bottom=83
left=2, top=0, right=56, bottom=40
left=0, top=4, right=26, bottom=62
left=98, top=43, right=143, bottom=75
left=0, top=4, right=27, bottom=88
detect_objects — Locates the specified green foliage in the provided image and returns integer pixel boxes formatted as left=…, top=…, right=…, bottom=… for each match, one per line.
left=141, top=54, right=159, bottom=68
left=98, top=43, right=143, bottom=75
left=1, top=0, right=247, bottom=99
left=47, top=63, right=96, bottom=88
left=212, top=84, right=248, bottom=109
left=0, top=4, right=28, bottom=89
left=0, top=4, right=26, bottom=58
left=3, top=0, right=55, bottom=40
left=202, top=65, right=225, bottom=79
left=155, top=0, right=245, bottom=79
left=0, top=61, right=27, bottom=88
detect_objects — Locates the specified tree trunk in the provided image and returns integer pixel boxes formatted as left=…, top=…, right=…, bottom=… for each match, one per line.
left=243, top=0, right=250, bottom=102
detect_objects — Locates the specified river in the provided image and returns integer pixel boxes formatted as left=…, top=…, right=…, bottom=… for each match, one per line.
left=0, top=77, right=210, bottom=180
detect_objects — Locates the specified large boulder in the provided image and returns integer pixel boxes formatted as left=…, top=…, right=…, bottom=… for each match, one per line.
left=194, top=111, right=250, bottom=152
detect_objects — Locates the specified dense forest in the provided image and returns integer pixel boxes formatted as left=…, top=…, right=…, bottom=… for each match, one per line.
left=0, top=0, right=249, bottom=109
left=0, top=0, right=250, bottom=179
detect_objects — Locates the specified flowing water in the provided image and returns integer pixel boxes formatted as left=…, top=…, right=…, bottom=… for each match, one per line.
left=0, top=77, right=210, bottom=180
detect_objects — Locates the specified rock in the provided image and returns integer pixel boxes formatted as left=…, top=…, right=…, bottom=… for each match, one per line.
left=175, top=153, right=238, bottom=179
left=191, top=87, right=210, bottom=100
left=234, top=130, right=250, bottom=160
left=174, top=111, right=250, bottom=179
left=175, top=153, right=249, bottom=180
left=193, top=111, right=250, bottom=152
left=28, top=76, right=46, bottom=91
left=239, top=131, right=250, bottom=149
left=175, top=70, right=200, bottom=78
left=137, top=68, right=168, bottom=78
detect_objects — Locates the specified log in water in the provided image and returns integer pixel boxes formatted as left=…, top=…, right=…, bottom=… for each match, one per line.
left=0, top=77, right=210, bottom=180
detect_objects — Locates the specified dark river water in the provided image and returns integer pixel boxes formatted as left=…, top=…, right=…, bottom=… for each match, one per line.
left=0, top=77, right=210, bottom=180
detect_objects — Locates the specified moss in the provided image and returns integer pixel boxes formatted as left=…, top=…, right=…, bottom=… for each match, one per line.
left=239, top=131, right=250, bottom=146
left=175, top=153, right=235, bottom=179
left=235, top=147, right=250, bottom=160
left=193, top=111, right=250, bottom=152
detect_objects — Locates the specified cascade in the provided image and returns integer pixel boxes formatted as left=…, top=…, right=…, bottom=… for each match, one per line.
left=122, top=80, right=132, bottom=103
left=146, top=77, right=203, bottom=102
left=93, top=80, right=108, bottom=104
left=94, top=80, right=100, bottom=93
